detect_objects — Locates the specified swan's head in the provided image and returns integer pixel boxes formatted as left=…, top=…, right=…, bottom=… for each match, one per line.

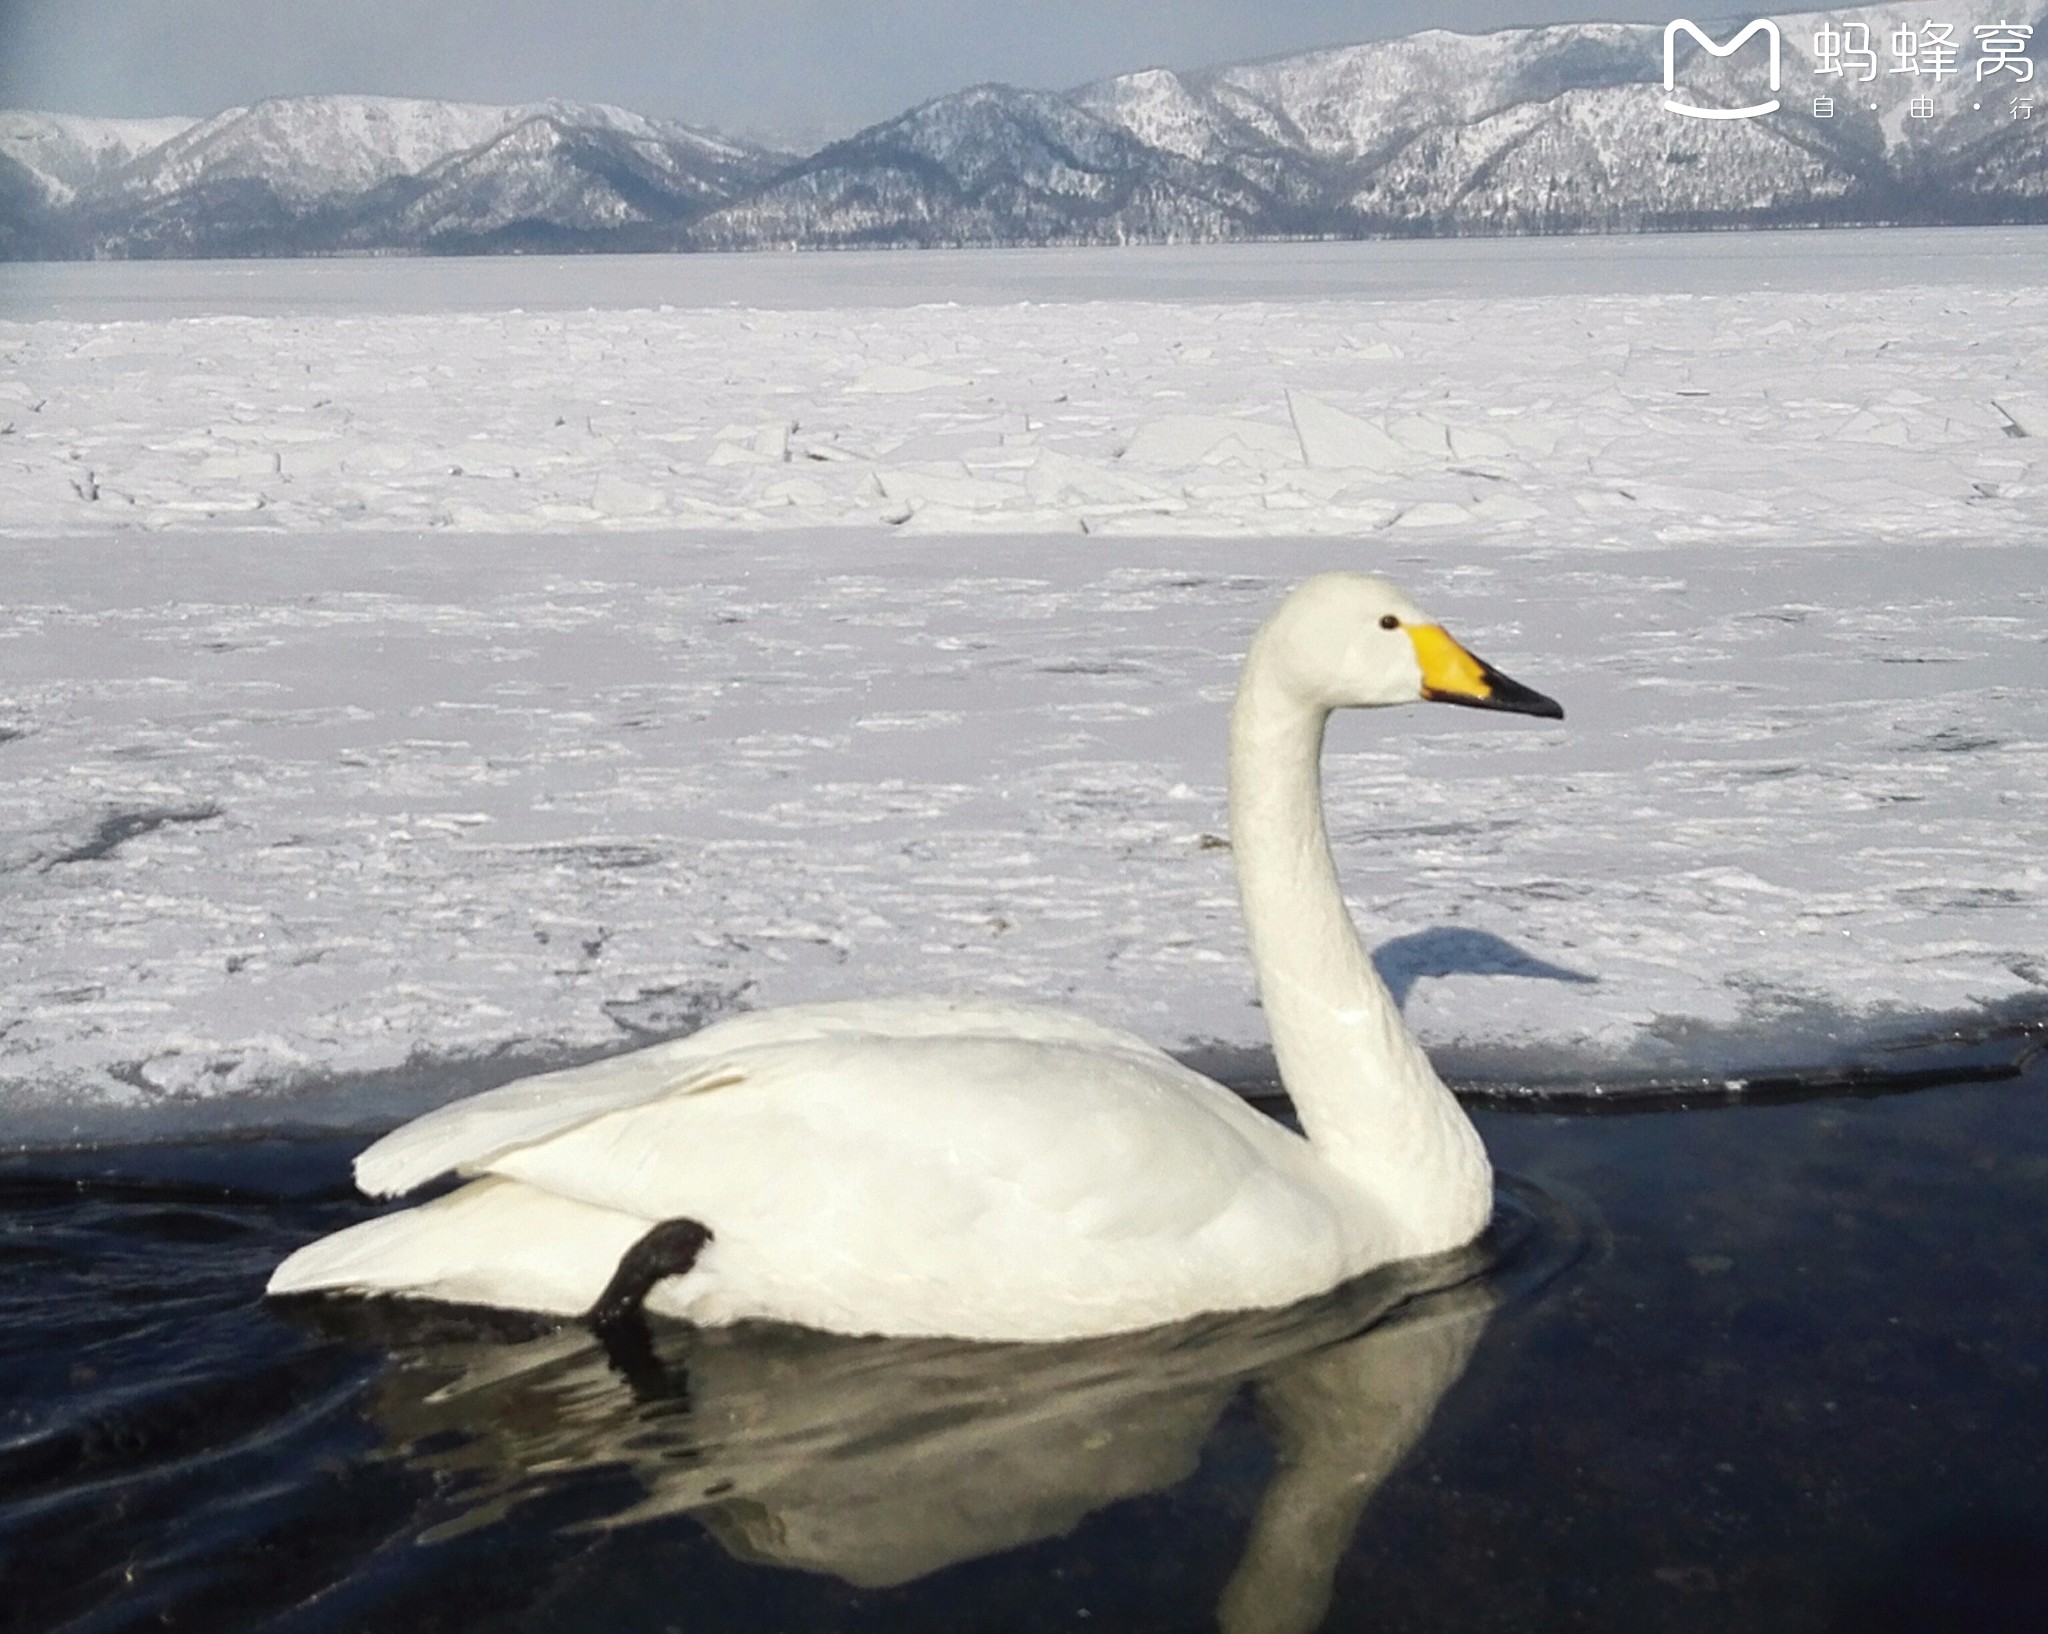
left=1253, top=573, right=1563, bottom=719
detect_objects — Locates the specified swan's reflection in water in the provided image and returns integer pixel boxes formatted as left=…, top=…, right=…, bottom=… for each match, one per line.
left=310, top=1196, right=1567, bottom=1634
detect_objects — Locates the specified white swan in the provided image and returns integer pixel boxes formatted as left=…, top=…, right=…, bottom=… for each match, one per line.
left=269, top=574, right=1562, bottom=1341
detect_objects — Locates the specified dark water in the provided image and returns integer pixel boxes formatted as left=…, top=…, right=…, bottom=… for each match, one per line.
left=4, top=1059, right=2046, bottom=1633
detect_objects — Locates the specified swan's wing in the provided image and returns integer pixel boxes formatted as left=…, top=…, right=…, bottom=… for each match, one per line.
left=482, top=1034, right=1360, bottom=1338
left=354, top=997, right=1173, bottom=1199
left=354, top=1040, right=737, bottom=1199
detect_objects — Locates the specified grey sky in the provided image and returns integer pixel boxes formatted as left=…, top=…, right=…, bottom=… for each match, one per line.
left=0, top=1, right=1678, bottom=148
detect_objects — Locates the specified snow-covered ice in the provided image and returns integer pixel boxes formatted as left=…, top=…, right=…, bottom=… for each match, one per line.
left=4, top=239, right=2046, bottom=546
left=1, top=232, right=2043, bottom=1139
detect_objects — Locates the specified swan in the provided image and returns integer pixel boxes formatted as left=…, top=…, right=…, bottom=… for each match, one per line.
left=269, top=573, right=1562, bottom=1341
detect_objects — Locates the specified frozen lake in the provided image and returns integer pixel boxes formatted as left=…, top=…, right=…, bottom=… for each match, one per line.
left=6, top=225, right=2048, bottom=322
left=2, top=228, right=2044, bottom=1137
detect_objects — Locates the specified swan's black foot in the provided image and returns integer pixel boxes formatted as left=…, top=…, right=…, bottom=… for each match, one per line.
left=588, top=1216, right=712, bottom=1330
left=589, top=1217, right=711, bottom=1399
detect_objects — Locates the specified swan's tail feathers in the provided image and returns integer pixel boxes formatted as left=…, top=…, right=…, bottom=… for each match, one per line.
left=266, top=1176, right=656, bottom=1316
left=588, top=1217, right=714, bottom=1329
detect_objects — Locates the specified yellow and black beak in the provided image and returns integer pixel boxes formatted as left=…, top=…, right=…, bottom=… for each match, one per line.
left=1408, top=625, right=1564, bottom=720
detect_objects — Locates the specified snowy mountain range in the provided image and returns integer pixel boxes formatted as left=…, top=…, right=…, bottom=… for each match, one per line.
left=0, top=97, right=789, bottom=258
left=4, top=3, right=2045, bottom=259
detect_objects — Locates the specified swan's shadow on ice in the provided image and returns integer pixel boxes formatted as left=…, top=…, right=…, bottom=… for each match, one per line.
left=285, top=1179, right=1584, bottom=1634
left=1372, top=926, right=1597, bottom=1009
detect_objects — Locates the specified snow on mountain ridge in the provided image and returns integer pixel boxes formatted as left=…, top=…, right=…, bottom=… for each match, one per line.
left=379, top=107, right=777, bottom=246
left=692, top=81, right=1269, bottom=249
left=0, top=111, right=200, bottom=204
left=873, top=84, right=1161, bottom=191
left=1068, top=70, right=1240, bottom=164
left=393, top=119, right=646, bottom=237
left=0, top=92, right=790, bottom=256
left=101, top=94, right=744, bottom=207
left=1081, top=22, right=1657, bottom=168
left=114, top=98, right=511, bottom=204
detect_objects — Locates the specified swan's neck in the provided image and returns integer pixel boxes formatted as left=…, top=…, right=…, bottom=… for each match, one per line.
left=1228, top=659, right=1490, bottom=1255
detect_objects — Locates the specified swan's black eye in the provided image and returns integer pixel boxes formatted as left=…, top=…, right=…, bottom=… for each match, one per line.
left=1379, top=614, right=1401, bottom=630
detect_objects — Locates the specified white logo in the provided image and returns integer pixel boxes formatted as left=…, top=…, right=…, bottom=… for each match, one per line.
left=1664, top=18, right=1783, bottom=118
